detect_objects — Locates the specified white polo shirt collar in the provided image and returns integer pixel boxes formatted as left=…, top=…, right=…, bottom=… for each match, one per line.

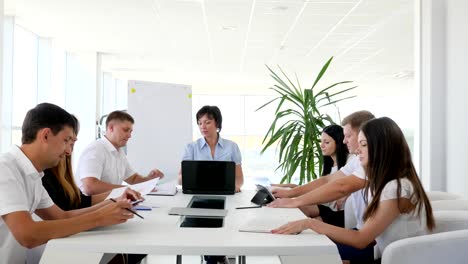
left=11, top=145, right=44, bottom=180
left=102, top=136, right=119, bottom=153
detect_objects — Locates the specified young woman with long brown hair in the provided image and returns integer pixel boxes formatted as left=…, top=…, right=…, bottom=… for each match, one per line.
left=272, top=117, right=435, bottom=263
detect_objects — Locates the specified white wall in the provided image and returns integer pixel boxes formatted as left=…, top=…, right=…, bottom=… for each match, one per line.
left=1, top=16, right=13, bottom=153
left=420, top=0, right=468, bottom=196
left=445, top=0, right=468, bottom=196
left=419, top=0, right=447, bottom=191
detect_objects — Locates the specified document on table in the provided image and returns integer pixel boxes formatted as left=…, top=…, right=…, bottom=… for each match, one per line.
left=238, top=208, right=317, bottom=234
left=106, top=178, right=160, bottom=199
left=238, top=217, right=286, bottom=233
left=148, top=181, right=177, bottom=196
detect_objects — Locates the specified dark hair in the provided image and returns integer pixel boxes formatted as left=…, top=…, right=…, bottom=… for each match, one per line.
left=22, top=103, right=76, bottom=144
left=361, top=117, right=435, bottom=231
left=341, top=110, right=375, bottom=130
left=196, top=105, right=223, bottom=132
left=321, top=125, right=349, bottom=176
left=105, top=110, right=134, bottom=128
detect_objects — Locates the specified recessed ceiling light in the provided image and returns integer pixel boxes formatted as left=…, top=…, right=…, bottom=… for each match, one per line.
left=392, top=70, right=414, bottom=79
left=221, top=26, right=237, bottom=31
left=271, top=6, right=288, bottom=11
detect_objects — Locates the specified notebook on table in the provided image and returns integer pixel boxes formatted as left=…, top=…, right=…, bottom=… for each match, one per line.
left=181, top=160, right=235, bottom=195
left=148, top=181, right=178, bottom=196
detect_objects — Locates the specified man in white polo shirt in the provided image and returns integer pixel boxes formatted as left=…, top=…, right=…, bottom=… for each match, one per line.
left=269, top=110, right=375, bottom=229
left=78, top=110, right=164, bottom=195
left=0, top=103, right=135, bottom=264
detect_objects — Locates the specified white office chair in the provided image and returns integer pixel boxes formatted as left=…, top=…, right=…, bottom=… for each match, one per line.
left=431, top=199, right=468, bottom=211
left=381, top=210, right=468, bottom=264
left=433, top=210, right=468, bottom=233
left=381, top=229, right=468, bottom=264
left=426, top=191, right=463, bottom=201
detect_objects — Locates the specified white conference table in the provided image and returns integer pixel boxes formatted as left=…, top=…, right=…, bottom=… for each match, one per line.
left=40, top=190, right=341, bottom=264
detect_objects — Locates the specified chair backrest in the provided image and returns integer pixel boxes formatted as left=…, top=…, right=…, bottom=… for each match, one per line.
left=381, top=230, right=468, bottom=264
left=433, top=210, right=468, bottom=233
left=426, top=191, right=463, bottom=201
left=431, top=199, right=468, bottom=211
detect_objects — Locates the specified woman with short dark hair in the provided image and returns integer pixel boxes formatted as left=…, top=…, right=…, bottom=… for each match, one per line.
left=179, top=105, right=244, bottom=192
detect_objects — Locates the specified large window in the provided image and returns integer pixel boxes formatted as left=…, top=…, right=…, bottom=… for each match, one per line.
left=192, top=95, right=287, bottom=184
left=11, top=25, right=39, bottom=145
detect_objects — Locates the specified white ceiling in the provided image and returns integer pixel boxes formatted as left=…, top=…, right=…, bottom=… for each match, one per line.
left=5, top=0, right=415, bottom=95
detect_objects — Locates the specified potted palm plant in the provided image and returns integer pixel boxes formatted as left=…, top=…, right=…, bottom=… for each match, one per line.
left=257, top=56, right=356, bottom=184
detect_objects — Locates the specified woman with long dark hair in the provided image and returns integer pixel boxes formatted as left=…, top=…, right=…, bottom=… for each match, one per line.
left=321, top=124, right=349, bottom=176
left=273, top=117, right=435, bottom=263
left=313, top=124, right=350, bottom=227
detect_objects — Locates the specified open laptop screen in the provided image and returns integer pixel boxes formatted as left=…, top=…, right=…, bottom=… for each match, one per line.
left=181, top=160, right=235, bottom=195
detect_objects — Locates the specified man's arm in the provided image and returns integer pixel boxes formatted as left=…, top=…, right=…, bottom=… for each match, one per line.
left=269, top=175, right=366, bottom=208
left=296, top=175, right=366, bottom=205
left=89, top=187, right=142, bottom=206
left=273, top=170, right=347, bottom=198
left=177, top=168, right=182, bottom=185
left=124, top=169, right=164, bottom=185
left=235, top=164, right=244, bottom=192
left=81, top=177, right=124, bottom=195
left=2, top=200, right=132, bottom=249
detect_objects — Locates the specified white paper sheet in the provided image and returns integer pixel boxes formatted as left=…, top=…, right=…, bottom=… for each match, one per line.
left=148, top=181, right=177, bottom=196
left=106, top=178, right=160, bottom=199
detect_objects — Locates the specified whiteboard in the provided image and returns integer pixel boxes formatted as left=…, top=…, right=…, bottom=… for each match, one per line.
left=126, top=80, right=192, bottom=182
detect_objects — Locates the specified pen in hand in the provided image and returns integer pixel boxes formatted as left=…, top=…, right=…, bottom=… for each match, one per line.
left=109, top=198, right=144, bottom=219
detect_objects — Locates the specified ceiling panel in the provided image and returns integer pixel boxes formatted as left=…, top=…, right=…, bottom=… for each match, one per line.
left=6, top=0, right=415, bottom=95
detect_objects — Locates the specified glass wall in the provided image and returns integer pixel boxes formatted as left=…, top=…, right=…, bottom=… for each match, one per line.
left=192, top=95, right=287, bottom=184
left=2, top=22, right=107, bottom=170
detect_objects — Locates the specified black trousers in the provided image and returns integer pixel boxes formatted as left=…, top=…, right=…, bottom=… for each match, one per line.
left=317, top=204, right=345, bottom=227
left=204, top=255, right=225, bottom=263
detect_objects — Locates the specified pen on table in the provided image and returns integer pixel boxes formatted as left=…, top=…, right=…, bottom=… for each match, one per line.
left=109, top=198, right=144, bottom=219
left=235, top=205, right=262, bottom=209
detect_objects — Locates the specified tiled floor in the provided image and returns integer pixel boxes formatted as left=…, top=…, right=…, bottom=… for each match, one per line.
left=143, top=255, right=281, bottom=264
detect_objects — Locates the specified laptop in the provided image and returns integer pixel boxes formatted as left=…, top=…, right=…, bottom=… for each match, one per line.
left=181, top=160, right=235, bottom=195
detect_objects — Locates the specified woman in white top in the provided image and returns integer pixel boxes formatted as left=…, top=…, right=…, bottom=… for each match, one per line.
left=321, top=124, right=349, bottom=176
left=314, top=125, right=350, bottom=227
left=273, top=117, right=435, bottom=263
left=273, top=124, right=351, bottom=227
